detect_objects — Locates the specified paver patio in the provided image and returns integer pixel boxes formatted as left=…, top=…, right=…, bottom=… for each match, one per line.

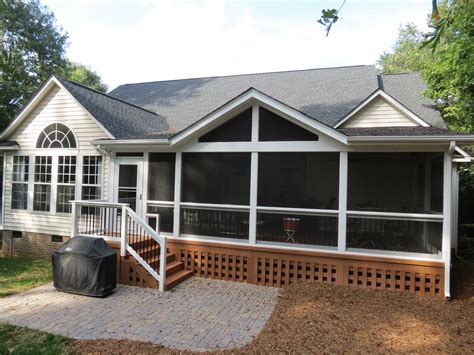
left=0, top=277, right=279, bottom=351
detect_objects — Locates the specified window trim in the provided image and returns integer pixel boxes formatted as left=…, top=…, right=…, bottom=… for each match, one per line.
left=11, top=155, right=29, bottom=210
left=81, top=155, right=103, bottom=201
left=35, top=123, right=78, bottom=149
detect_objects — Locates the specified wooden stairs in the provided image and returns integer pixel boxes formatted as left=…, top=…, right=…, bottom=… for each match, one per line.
left=115, top=240, right=193, bottom=291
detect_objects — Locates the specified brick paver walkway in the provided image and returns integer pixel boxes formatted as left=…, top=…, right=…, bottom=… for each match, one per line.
left=0, top=278, right=279, bottom=351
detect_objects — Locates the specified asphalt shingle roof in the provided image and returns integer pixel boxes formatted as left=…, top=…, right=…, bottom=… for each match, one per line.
left=339, top=127, right=459, bottom=137
left=56, top=77, right=171, bottom=139
left=108, top=65, right=447, bottom=135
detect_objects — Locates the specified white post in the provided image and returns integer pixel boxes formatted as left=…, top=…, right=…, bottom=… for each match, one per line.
left=452, top=165, right=459, bottom=255
left=159, top=237, right=167, bottom=292
left=442, top=151, right=453, bottom=298
left=338, top=152, right=348, bottom=252
left=249, top=152, right=258, bottom=244
left=120, top=205, right=127, bottom=257
left=173, top=152, right=182, bottom=238
left=70, top=201, right=78, bottom=238
left=248, top=103, right=259, bottom=244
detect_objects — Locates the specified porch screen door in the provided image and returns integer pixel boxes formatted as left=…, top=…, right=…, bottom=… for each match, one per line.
left=115, top=159, right=143, bottom=216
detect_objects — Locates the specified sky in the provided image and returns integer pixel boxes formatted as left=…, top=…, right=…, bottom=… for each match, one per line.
left=41, top=0, right=432, bottom=90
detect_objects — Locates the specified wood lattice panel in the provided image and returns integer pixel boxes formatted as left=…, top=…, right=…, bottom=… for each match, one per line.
left=179, top=250, right=249, bottom=282
left=168, top=239, right=445, bottom=298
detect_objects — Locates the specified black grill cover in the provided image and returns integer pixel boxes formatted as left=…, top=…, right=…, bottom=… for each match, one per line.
left=52, top=236, right=117, bottom=297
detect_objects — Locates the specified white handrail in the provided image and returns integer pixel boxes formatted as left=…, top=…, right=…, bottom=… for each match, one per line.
left=70, top=200, right=167, bottom=292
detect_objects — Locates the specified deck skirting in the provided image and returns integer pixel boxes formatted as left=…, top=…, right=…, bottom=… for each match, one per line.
left=167, top=239, right=445, bottom=298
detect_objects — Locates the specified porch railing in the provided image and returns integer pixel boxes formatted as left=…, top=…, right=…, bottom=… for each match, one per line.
left=70, top=200, right=167, bottom=292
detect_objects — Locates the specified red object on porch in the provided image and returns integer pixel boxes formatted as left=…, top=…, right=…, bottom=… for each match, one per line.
left=283, top=218, right=300, bottom=232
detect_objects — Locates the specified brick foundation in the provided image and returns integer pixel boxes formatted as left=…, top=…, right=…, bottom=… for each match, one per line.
left=1, top=230, right=69, bottom=259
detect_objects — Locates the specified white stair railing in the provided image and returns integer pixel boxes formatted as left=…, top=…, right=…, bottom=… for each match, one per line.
left=70, top=200, right=167, bottom=292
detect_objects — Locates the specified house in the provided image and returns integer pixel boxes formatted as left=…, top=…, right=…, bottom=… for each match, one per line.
left=0, top=65, right=472, bottom=297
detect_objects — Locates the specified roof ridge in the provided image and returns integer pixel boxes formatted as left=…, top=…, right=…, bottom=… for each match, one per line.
left=54, top=75, right=160, bottom=116
left=113, top=64, right=375, bottom=88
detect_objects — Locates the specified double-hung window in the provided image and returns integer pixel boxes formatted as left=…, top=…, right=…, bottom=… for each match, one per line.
left=33, top=156, right=52, bottom=212
left=82, top=156, right=102, bottom=200
left=12, top=156, right=29, bottom=210
left=57, top=156, right=76, bottom=213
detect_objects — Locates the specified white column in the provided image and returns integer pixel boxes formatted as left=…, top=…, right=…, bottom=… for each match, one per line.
left=249, top=104, right=259, bottom=244
left=142, top=152, right=149, bottom=216
left=249, top=152, right=258, bottom=244
left=338, top=152, right=348, bottom=253
left=452, top=165, right=459, bottom=254
left=442, top=151, right=453, bottom=298
left=173, top=152, right=182, bottom=238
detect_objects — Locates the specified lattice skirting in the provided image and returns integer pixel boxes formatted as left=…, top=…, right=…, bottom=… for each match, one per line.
left=168, top=239, right=445, bottom=298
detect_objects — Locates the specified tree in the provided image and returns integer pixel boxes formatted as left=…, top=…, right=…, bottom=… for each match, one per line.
left=65, top=62, right=108, bottom=92
left=0, top=0, right=68, bottom=129
left=0, top=0, right=108, bottom=131
left=377, top=2, right=473, bottom=133
left=377, top=24, right=435, bottom=74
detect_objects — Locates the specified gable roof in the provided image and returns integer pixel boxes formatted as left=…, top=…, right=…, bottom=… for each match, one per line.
left=55, top=77, right=171, bottom=139
left=109, top=65, right=446, bottom=134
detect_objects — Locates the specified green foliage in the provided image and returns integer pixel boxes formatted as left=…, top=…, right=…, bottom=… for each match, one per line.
left=423, top=1, right=474, bottom=132
left=317, top=0, right=347, bottom=36
left=377, top=23, right=436, bottom=74
left=0, top=257, right=52, bottom=297
left=0, top=0, right=108, bottom=131
left=0, top=0, right=68, bottom=129
left=378, top=2, right=473, bottom=133
left=0, top=324, right=69, bottom=354
left=65, top=62, right=108, bottom=92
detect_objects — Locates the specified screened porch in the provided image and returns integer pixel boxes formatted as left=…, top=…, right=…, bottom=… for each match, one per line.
left=144, top=150, right=445, bottom=258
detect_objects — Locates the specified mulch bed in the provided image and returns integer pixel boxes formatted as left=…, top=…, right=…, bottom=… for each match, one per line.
left=70, top=257, right=474, bottom=354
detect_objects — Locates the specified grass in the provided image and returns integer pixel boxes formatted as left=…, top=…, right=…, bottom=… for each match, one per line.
left=0, top=257, right=68, bottom=354
left=0, top=324, right=69, bottom=354
left=0, top=257, right=53, bottom=298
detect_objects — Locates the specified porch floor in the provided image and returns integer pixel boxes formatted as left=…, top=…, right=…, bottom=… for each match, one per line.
left=0, top=278, right=279, bottom=351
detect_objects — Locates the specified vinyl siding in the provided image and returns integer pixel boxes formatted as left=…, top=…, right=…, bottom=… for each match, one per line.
left=342, top=96, right=419, bottom=128
left=3, top=84, right=111, bottom=236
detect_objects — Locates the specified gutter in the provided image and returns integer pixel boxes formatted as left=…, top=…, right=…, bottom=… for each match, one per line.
left=347, top=135, right=474, bottom=145
left=92, top=139, right=170, bottom=147
left=0, top=145, right=20, bottom=151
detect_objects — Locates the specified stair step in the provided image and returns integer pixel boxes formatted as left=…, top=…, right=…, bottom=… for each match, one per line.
left=142, top=251, right=176, bottom=265
left=165, top=269, right=193, bottom=290
left=148, top=260, right=184, bottom=276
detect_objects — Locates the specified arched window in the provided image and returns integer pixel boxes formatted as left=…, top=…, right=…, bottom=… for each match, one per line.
left=36, top=123, right=77, bottom=149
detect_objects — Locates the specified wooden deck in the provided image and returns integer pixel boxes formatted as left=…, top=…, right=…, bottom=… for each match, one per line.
left=108, top=239, right=445, bottom=298
left=167, top=239, right=445, bottom=298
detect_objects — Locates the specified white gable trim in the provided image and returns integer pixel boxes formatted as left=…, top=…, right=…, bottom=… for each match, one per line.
left=169, top=88, right=348, bottom=145
left=1, top=76, right=115, bottom=140
left=334, top=90, right=430, bottom=129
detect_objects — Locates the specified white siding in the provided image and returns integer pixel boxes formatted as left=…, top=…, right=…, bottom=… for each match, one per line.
left=342, top=96, right=419, bottom=128
left=3, top=84, right=111, bottom=236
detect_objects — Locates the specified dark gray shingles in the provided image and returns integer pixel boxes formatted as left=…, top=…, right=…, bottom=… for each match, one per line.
left=56, top=77, right=171, bottom=139
left=381, top=72, right=446, bottom=129
left=339, top=127, right=462, bottom=136
left=109, top=65, right=380, bottom=132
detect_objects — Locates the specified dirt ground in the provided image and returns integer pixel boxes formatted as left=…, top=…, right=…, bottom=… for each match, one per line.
left=70, top=256, right=474, bottom=354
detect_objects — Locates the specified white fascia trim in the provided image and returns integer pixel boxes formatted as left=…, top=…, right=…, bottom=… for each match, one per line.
left=92, top=138, right=169, bottom=146
left=169, top=88, right=348, bottom=145
left=347, top=136, right=474, bottom=144
left=0, top=76, right=115, bottom=140
left=0, top=145, right=19, bottom=151
left=52, top=77, right=115, bottom=139
left=1, top=77, right=57, bottom=139
left=334, top=90, right=430, bottom=128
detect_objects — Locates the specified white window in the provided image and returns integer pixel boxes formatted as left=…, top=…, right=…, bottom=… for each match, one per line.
left=12, top=156, right=29, bottom=210
left=82, top=156, right=102, bottom=200
left=36, top=123, right=77, bottom=149
left=57, top=156, right=76, bottom=213
left=33, top=156, right=52, bottom=212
